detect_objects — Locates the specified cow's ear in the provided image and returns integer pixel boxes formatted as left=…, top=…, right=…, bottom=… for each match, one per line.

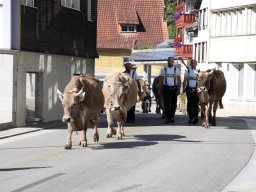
left=76, top=92, right=85, bottom=101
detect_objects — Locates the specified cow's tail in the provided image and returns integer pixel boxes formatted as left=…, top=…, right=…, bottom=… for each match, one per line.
left=219, top=99, right=224, bottom=109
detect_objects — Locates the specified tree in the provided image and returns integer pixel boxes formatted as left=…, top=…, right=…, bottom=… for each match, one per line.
left=165, top=0, right=176, bottom=39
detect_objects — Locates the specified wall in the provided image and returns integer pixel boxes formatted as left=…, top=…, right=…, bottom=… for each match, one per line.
left=95, top=50, right=163, bottom=79
left=0, top=0, right=11, bottom=49
left=0, top=53, right=14, bottom=124
left=15, top=51, right=94, bottom=127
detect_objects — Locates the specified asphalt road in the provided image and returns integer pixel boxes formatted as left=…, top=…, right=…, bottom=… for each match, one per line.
left=0, top=111, right=255, bottom=192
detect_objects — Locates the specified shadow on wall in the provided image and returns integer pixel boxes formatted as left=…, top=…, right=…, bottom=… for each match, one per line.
left=21, top=52, right=94, bottom=124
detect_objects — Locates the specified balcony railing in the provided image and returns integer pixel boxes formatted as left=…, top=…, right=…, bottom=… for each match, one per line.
left=176, top=14, right=196, bottom=28
left=175, top=44, right=193, bottom=58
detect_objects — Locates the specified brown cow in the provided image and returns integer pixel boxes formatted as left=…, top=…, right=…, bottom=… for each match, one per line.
left=196, top=69, right=226, bottom=128
left=152, top=76, right=165, bottom=117
left=57, top=74, right=104, bottom=149
left=102, top=72, right=138, bottom=139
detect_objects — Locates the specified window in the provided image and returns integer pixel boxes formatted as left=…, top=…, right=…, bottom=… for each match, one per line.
left=226, top=11, right=232, bottom=35
left=231, top=10, right=237, bottom=35
left=198, top=10, right=202, bottom=30
left=61, top=0, right=80, bottom=10
left=185, top=0, right=194, bottom=13
left=220, top=12, right=226, bottom=36
left=237, top=64, right=244, bottom=97
left=202, top=9, right=205, bottom=29
left=198, top=43, right=201, bottom=63
left=215, top=13, right=221, bottom=36
left=237, top=9, right=243, bottom=35
left=205, top=8, right=208, bottom=28
left=194, top=44, right=197, bottom=60
left=205, top=42, right=207, bottom=62
left=121, top=25, right=136, bottom=33
left=202, top=42, right=205, bottom=63
left=250, top=8, right=256, bottom=34
left=21, top=0, right=34, bottom=7
left=87, top=0, right=91, bottom=21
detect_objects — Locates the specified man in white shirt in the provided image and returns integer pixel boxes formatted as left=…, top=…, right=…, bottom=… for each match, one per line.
left=123, top=62, right=142, bottom=123
left=159, top=57, right=181, bottom=124
left=181, top=58, right=199, bottom=124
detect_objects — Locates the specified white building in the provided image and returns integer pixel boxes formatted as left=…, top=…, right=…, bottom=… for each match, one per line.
left=193, top=0, right=256, bottom=115
left=0, top=1, right=98, bottom=128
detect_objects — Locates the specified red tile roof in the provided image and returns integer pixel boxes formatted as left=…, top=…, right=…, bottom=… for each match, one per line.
left=116, top=8, right=139, bottom=25
left=97, top=0, right=169, bottom=50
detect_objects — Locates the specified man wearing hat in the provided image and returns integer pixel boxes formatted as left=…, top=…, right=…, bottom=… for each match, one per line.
left=123, top=62, right=142, bottom=123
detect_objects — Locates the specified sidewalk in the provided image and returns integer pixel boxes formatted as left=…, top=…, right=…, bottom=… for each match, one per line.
left=0, top=120, right=64, bottom=139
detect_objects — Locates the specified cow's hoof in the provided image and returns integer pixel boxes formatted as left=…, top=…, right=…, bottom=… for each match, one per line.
left=112, top=129, right=117, bottom=135
left=64, top=144, right=72, bottom=149
left=116, top=135, right=122, bottom=140
left=106, top=133, right=112, bottom=138
left=94, top=135, right=99, bottom=142
left=82, top=143, right=87, bottom=147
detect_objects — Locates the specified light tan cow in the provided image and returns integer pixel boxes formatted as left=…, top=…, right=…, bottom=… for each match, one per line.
left=57, top=74, right=104, bottom=149
left=102, top=72, right=138, bottom=139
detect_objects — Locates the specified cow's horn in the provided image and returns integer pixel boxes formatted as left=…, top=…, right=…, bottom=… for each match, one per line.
left=57, top=89, right=63, bottom=96
left=75, top=86, right=85, bottom=96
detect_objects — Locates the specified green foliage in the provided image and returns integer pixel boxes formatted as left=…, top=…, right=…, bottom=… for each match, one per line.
left=165, top=0, right=176, bottom=39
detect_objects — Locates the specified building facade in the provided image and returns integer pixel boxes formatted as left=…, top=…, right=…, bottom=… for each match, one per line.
left=0, top=0, right=98, bottom=128
left=192, top=0, right=256, bottom=115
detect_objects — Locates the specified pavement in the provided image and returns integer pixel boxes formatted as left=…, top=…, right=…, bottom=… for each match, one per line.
left=0, top=104, right=256, bottom=192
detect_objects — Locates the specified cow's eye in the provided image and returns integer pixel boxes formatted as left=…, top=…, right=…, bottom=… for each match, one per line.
left=73, top=103, right=77, bottom=107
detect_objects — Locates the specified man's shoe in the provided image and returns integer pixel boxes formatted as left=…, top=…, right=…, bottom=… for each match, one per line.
left=192, top=118, right=199, bottom=124
left=164, top=119, right=170, bottom=124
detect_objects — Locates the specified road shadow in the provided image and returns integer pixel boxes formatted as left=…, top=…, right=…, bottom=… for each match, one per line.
left=134, top=134, right=201, bottom=143
left=0, top=166, right=52, bottom=172
left=91, top=141, right=158, bottom=150
left=24, top=111, right=253, bottom=131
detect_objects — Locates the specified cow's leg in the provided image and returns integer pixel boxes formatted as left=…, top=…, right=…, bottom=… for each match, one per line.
left=116, top=121, right=123, bottom=140
left=204, top=105, right=210, bottom=128
left=65, top=124, right=73, bottom=149
left=201, top=105, right=206, bottom=127
left=106, top=109, right=116, bottom=138
left=208, top=103, right=213, bottom=124
left=80, top=128, right=88, bottom=147
left=212, top=102, right=218, bottom=126
left=91, top=116, right=99, bottom=142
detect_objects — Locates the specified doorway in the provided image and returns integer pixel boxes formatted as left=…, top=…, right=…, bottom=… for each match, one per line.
left=25, top=72, right=43, bottom=123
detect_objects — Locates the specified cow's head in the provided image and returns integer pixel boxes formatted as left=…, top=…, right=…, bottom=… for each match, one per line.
left=105, top=79, right=129, bottom=111
left=196, top=70, right=214, bottom=106
left=57, top=87, right=85, bottom=123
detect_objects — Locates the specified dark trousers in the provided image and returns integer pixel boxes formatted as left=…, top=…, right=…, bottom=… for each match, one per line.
left=163, top=85, right=177, bottom=119
left=127, top=105, right=135, bottom=121
left=186, top=87, right=199, bottom=120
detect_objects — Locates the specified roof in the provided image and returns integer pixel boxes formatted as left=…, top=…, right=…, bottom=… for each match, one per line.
left=97, top=0, right=169, bottom=50
left=156, top=40, right=174, bottom=48
left=128, top=48, right=176, bottom=63
left=116, top=8, right=139, bottom=24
